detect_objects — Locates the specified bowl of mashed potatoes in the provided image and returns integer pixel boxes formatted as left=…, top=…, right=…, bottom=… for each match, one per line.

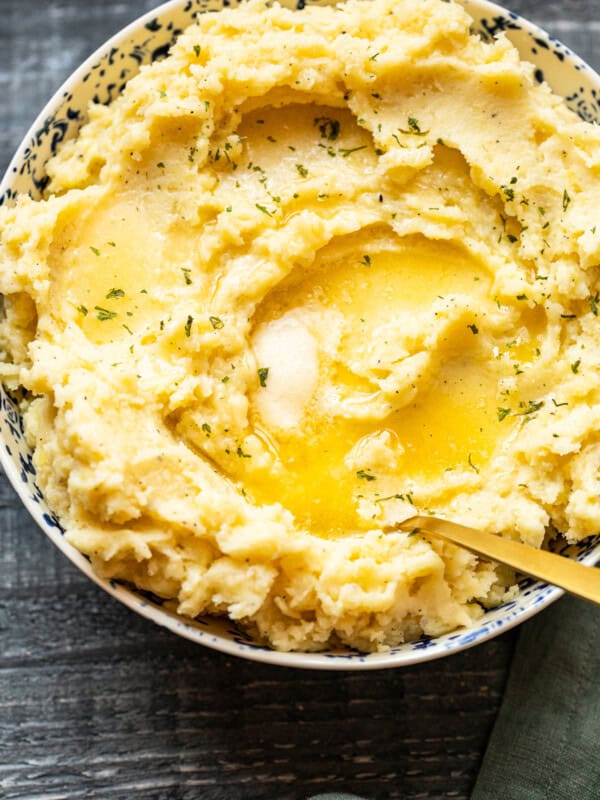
left=1, top=0, right=599, bottom=669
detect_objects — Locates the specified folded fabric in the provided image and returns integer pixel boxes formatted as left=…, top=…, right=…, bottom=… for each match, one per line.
left=472, top=594, right=600, bottom=799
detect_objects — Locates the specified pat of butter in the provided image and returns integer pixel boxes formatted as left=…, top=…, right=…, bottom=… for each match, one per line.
left=252, top=312, right=319, bottom=431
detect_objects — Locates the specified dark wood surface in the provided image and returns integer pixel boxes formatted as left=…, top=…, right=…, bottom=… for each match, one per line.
left=0, top=1, right=597, bottom=798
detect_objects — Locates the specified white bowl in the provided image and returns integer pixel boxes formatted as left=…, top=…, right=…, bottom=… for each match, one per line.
left=2, top=0, right=599, bottom=669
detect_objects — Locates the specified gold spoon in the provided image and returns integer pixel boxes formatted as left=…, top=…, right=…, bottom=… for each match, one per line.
left=394, top=515, right=600, bottom=605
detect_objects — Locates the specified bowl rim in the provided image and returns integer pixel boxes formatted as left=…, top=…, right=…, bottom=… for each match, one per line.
left=1, top=0, right=599, bottom=670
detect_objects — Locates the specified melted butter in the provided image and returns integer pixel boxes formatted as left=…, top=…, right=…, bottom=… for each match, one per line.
left=49, top=192, right=198, bottom=345
left=315, top=236, right=491, bottom=325
left=246, top=236, right=511, bottom=536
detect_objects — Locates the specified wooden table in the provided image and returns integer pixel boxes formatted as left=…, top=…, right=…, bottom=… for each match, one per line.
left=0, top=1, right=597, bottom=797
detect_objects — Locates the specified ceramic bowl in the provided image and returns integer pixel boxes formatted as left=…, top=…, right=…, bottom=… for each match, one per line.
left=1, top=0, right=599, bottom=670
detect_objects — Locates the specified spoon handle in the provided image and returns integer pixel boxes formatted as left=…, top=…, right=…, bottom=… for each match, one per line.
left=397, top=515, right=600, bottom=606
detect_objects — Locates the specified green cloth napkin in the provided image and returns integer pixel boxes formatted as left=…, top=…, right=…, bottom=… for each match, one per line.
left=472, top=594, right=600, bottom=799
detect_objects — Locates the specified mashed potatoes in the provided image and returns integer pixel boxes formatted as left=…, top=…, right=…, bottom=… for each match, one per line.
left=1, top=0, right=600, bottom=651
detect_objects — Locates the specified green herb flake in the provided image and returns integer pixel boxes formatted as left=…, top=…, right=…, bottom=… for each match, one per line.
left=516, top=399, right=544, bottom=417
left=399, top=117, right=429, bottom=136
left=237, top=446, right=251, bottom=458
left=407, top=528, right=420, bottom=537
left=201, top=422, right=211, bottom=437
left=467, top=323, right=479, bottom=334
left=497, top=407, right=511, bottom=421
left=589, top=292, right=599, bottom=316
left=193, top=44, right=201, bottom=57
left=90, top=246, right=100, bottom=256
left=339, top=145, right=367, bottom=158
left=94, top=306, right=117, bottom=321
left=376, top=493, right=405, bottom=504
left=106, top=288, right=125, bottom=299
left=209, top=315, right=224, bottom=330
left=562, top=189, right=571, bottom=211
left=255, top=203, right=274, bottom=217
left=356, top=469, right=376, bottom=481
left=314, top=117, right=340, bottom=141
left=122, top=324, right=133, bottom=335
left=467, top=453, right=479, bottom=473
left=185, top=315, right=193, bottom=337
left=360, top=254, right=372, bottom=267
left=76, top=305, right=88, bottom=317
left=181, top=268, right=192, bottom=285
left=571, top=359, right=581, bottom=374
left=295, top=163, right=308, bottom=178
left=257, top=367, right=269, bottom=387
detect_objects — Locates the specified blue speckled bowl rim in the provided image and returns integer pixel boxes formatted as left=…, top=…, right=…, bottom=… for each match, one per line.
left=1, top=0, right=599, bottom=670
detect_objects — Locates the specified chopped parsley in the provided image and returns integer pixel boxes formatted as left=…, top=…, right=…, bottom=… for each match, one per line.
left=257, top=367, right=269, bottom=387
left=467, top=323, right=479, bottom=334
left=562, top=189, right=571, bottom=211
left=193, top=44, right=201, bottom=57
left=185, top=315, right=193, bottom=337
left=201, top=422, right=212, bottom=437
left=399, top=116, right=428, bottom=136
left=295, top=163, right=308, bottom=178
left=94, top=306, right=117, bottom=321
left=571, top=359, right=581, bottom=374
left=255, top=203, right=274, bottom=216
left=76, top=305, right=88, bottom=316
left=376, top=492, right=414, bottom=504
left=181, top=268, right=192, bottom=285
left=360, top=254, right=372, bottom=267
left=467, top=453, right=479, bottom=473
left=356, top=469, right=376, bottom=481
left=90, top=246, right=100, bottom=256
left=105, top=288, right=124, bottom=299
left=339, top=145, right=367, bottom=158
left=590, top=293, right=599, bottom=316
left=497, top=407, right=511, bottom=421
left=314, top=117, right=340, bottom=141
left=209, top=315, right=224, bottom=330
left=516, top=399, right=544, bottom=416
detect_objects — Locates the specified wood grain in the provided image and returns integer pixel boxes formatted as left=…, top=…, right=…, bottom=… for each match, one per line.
left=0, top=1, right=597, bottom=798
